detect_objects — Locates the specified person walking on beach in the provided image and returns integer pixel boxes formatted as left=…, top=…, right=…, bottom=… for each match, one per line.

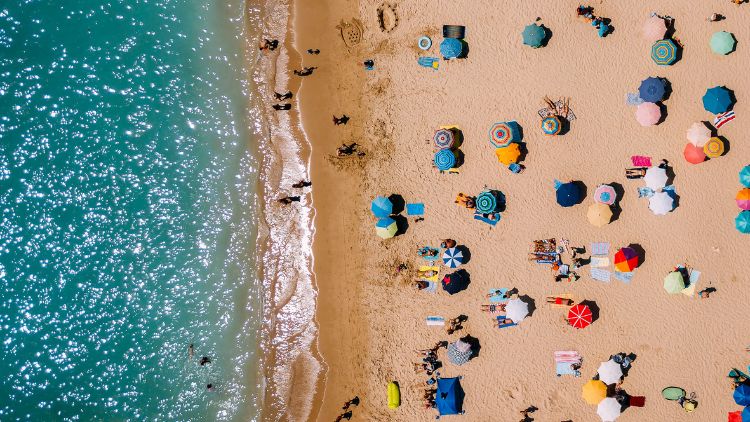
left=342, top=396, right=360, bottom=410
left=274, top=91, right=292, bottom=101
left=278, top=196, right=301, bottom=205
left=272, top=104, right=291, bottom=111
left=333, top=115, right=350, bottom=125
left=307, top=48, right=320, bottom=54
left=259, top=39, right=278, bottom=51
left=292, top=180, right=311, bottom=188
left=293, top=67, right=317, bottom=76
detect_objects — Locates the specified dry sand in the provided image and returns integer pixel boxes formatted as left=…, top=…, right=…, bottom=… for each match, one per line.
left=291, top=1, right=750, bottom=421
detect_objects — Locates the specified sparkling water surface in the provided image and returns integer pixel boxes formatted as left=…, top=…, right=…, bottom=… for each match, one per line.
left=0, top=0, right=263, bottom=420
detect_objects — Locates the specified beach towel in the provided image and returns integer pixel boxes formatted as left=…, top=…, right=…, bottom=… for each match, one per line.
left=406, top=203, right=425, bottom=217
left=631, top=155, right=652, bottom=167
left=496, top=315, right=517, bottom=329
left=474, top=212, right=501, bottom=226
left=556, top=362, right=581, bottom=377
left=682, top=269, right=701, bottom=297
left=629, top=396, right=646, bottom=407
left=426, top=316, right=445, bottom=326
left=537, top=100, right=577, bottom=121
left=590, top=267, right=611, bottom=282
left=419, top=266, right=440, bottom=282
left=626, top=93, right=645, bottom=106
left=424, top=281, right=437, bottom=293
left=614, top=271, right=634, bottom=284
left=714, top=110, right=736, bottom=129
left=488, top=288, right=509, bottom=303
left=728, top=411, right=743, bottom=422
left=591, top=242, right=609, bottom=256
left=418, top=56, right=439, bottom=70
left=590, top=256, right=610, bottom=268
left=554, top=350, right=581, bottom=363
left=420, top=249, right=441, bottom=262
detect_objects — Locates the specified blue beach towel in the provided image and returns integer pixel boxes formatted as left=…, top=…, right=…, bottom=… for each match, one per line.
left=614, top=271, right=634, bottom=284
left=590, top=267, right=611, bottom=282
left=418, top=56, right=439, bottom=70
left=488, top=288, right=509, bottom=303
left=426, top=316, right=445, bottom=325
left=496, top=315, right=517, bottom=329
left=406, top=203, right=425, bottom=216
left=474, top=212, right=501, bottom=226
left=556, top=362, right=580, bottom=377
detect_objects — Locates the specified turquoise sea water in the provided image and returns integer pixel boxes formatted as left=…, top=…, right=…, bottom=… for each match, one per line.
left=0, top=0, right=265, bottom=420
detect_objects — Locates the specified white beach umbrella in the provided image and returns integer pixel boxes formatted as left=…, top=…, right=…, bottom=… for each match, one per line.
left=505, top=298, right=529, bottom=323
left=597, top=397, right=622, bottom=421
left=597, top=360, right=624, bottom=385
left=649, top=191, right=673, bottom=215
left=644, top=167, right=668, bottom=190
left=687, top=122, right=711, bottom=147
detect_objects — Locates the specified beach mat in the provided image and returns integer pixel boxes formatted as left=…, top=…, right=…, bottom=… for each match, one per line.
left=406, top=203, right=424, bottom=216
left=591, top=242, right=610, bottom=255
left=474, top=212, right=501, bottom=226
left=590, top=267, right=611, bottom=282
left=426, top=316, right=445, bottom=326
left=556, top=362, right=580, bottom=377
left=590, top=256, right=610, bottom=268
left=488, top=288, right=509, bottom=303
left=418, top=266, right=440, bottom=282
left=614, top=271, right=634, bottom=284
left=424, top=281, right=437, bottom=293
left=496, top=315, right=517, bottom=329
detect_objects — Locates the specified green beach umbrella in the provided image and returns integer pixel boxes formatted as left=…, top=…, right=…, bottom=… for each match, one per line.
left=522, top=24, right=546, bottom=48
left=375, top=217, right=398, bottom=239
left=651, top=39, right=678, bottom=66
left=710, top=31, right=736, bottom=55
left=663, top=271, right=685, bottom=294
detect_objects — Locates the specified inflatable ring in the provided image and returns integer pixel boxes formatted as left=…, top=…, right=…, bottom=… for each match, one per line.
left=418, top=36, right=432, bottom=50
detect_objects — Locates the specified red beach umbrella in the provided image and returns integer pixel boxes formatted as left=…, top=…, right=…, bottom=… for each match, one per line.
left=614, top=247, right=639, bottom=272
left=683, top=143, right=706, bottom=165
left=567, top=304, right=593, bottom=329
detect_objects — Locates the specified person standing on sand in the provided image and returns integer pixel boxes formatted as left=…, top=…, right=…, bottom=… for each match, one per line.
left=278, top=196, right=301, bottom=205
left=333, top=115, right=350, bottom=125
left=307, top=48, right=320, bottom=54
left=293, top=67, right=317, bottom=76
left=274, top=91, right=292, bottom=101
left=272, top=104, right=291, bottom=111
left=292, top=180, right=311, bottom=188
left=259, top=39, right=278, bottom=51
left=342, top=396, right=360, bottom=410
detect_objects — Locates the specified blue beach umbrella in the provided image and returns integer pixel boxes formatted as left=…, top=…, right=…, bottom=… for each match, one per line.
left=740, top=165, right=750, bottom=188
left=743, top=405, right=750, bottom=421
left=638, top=77, right=665, bottom=102
left=541, top=116, right=561, bottom=135
left=434, top=149, right=456, bottom=171
left=440, top=38, right=463, bottom=59
left=703, top=86, right=733, bottom=114
left=442, top=247, right=464, bottom=268
left=735, top=384, right=750, bottom=406
left=375, top=217, right=398, bottom=239
left=651, top=39, right=678, bottom=66
left=556, top=182, right=581, bottom=207
left=475, top=190, right=498, bottom=213
left=522, top=24, right=546, bottom=48
left=737, top=211, right=750, bottom=234
left=371, top=196, right=393, bottom=218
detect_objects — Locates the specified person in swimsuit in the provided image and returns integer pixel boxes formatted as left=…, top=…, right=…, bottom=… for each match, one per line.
left=481, top=304, right=507, bottom=313
left=546, top=296, right=574, bottom=305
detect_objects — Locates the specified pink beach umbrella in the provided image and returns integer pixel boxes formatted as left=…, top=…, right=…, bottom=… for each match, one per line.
left=594, top=185, right=616, bottom=205
left=635, top=102, right=661, bottom=126
left=643, top=16, right=667, bottom=42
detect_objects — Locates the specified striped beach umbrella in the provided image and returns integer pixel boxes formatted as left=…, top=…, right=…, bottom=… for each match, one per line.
left=703, top=137, right=724, bottom=158
left=710, top=31, right=736, bottom=55
left=495, top=143, right=521, bottom=165
left=737, top=189, right=750, bottom=211
left=433, top=129, right=455, bottom=150
left=642, top=16, right=667, bottom=42
left=375, top=217, right=397, bottom=239
left=703, top=86, right=733, bottom=114
left=522, top=23, right=546, bottom=48
left=582, top=380, right=607, bottom=404
left=614, top=247, right=639, bottom=272
left=442, top=247, right=464, bottom=268
left=638, top=77, right=665, bottom=102
left=440, top=38, right=463, bottom=59
left=635, top=102, right=661, bottom=126
left=594, top=185, right=616, bottom=205
left=740, top=166, right=750, bottom=188
left=683, top=143, right=706, bottom=165
left=371, top=195, right=393, bottom=218
left=475, top=190, right=497, bottom=213
left=434, top=149, right=456, bottom=171
left=687, top=121, right=711, bottom=147
left=541, top=116, right=562, bottom=135
left=597, top=397, right=622, bottom=421
left=489, top=122, right=515, bottom=148
left=737, top=211, right=750, bottom=234
left=649, top=191, right=673, bottom=215
left=587, top=203, right=612, bottom=227
left=567, top=304, right=592, bottom=329
left=664, top=271, right=685, bottom=294
left=644, top=167, right=668, bottom=190
left=651, top=39, right=678, bottom=66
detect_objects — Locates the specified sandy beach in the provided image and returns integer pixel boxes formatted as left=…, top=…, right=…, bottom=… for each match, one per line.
left=286, top=1, right=750, bottom=421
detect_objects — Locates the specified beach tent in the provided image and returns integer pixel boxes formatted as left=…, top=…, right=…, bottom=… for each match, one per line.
left=649, top=191, right=673, bottom=215
left=740, top=166, right=750, bottom=188
left=506, top=298, right=529, bottom=323
left=442, top=271, right=469, bottom=295
left=495, top=143, right=521, bottom=165
left=447, top=340, right=473, bottom=366
left=639, top=77, right=665, bottom=102
left=598, top=360, right=624, bottom=385
left=442, top=247, right=464, bottom=268
left=541, top=116, right=562, bottom=135
left=475, top=190, right=498, bottom=213
left=434, top=129, right=455, bottom=150
left=556, top=182, right=581, bottom=207
left=614, top=247, right=639, bottom=272
left=735, top=384, right=750, bottom=406
left=642, top=16, right=667, bottom=42
left=683, top=143, right=706, bottom=165
left=371, top=196, right=393, bottom=218
left=636, top=102, right=661, bottom=126
left=567, top=304, right=593, bottom=329
left=436, top=377, right=465, bottom=416
left=489, top=121, right=517, bottom=148
left=594, top=185, right=616, bottom=205
left=711, top=31, right=736, bottom=55
left=703, top=86, right=733, bottom=114
left=704, top=137, right=725, bottom=158
left=597, top=397, right=622, bottom=421
left=737, top=211, right=750, bottom=234
left=664, top=271, right=686, bottom=294
left=440, top=38, right=463, bottom=59
left=375, top=217, right=398, bottom=239
left=737, top=189, right=750, bottom=211
left=651, top=39, right=678, bottom=66
left=434, top=149, right=457, bottom=171
left=644, top=167, right=668, bottom=190
left=582, top=379, right=608, bottom=404
left=522, top=23, right=546, bottom=48
left=687, top=122, right=711, bottom=147
left=587, top=203, right=612, bottom=227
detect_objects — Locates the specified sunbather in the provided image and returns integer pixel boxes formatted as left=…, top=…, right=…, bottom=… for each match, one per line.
left=417, top=246, right=439, bottom=257
left=446, top=316, right=463, bottom=334
left=481, top=304, right=506, bottom=313
left=454, top=193, right=476, bottom=209
left=417, top=269, right=437, bottom=278
left=495, top=317, right=514, bottom=327
left=546, top=296, right=574, bottom=306
left=413, top=280, right=429, bottom=290
left=626, top=167, right=647, bottom=179
left=486, top=289, right=510, bottom=300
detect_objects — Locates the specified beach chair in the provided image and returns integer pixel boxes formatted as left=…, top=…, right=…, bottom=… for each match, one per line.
left=406, top=203, right=425, bottom=220
left=496, top=315, right=517, bottom=329
left=417, top=56, right=439, bottom=70
left=474, top=212, right=501, bottom=226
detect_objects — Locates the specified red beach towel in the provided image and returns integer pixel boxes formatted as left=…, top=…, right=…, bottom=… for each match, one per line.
left=631, top=155, right=652, bottom=167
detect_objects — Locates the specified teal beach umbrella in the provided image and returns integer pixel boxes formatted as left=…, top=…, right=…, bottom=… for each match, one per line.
left=740, top=165, right=750, bottom=188
left=434, top=149, right=456, bottom=171
left=476, top=191, right=498, bottom=213
left=651, top=39, right=678, bottom=65
left=737, top=211, right=750, bottom=234
left=522, top=24, right=546, bottom=48
left=710, top=31, right=736, bottom=55
left=703, top=86, right=733, bottom=114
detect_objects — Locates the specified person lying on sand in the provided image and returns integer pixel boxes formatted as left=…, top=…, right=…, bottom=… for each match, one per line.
left=274, top=91, right=292, bottom=101
left=423, top=397, right=436, bottom=409
left=495, top=318, right=514, bottom=326
left=454, top=193, right=476, bottom=209
left=272, top=103, right=291, bottom=110
left=481, top=304, right=507, bottom=313
left=486, top=289, right=510, bottom=300
left=306, top=48, right=320, bottom=54
left=546, top=296, right=574, bottom=305
left=293, top=67, right=317, bottom=76
left=418, top=246, right=439, bottom=257
left=446, top=317, right=463, bottom=335
left=440, top=239, right=457, bottom=249
left=626, top=167, right=647, bottom=179
left=417, top=269, right=437, bottom=278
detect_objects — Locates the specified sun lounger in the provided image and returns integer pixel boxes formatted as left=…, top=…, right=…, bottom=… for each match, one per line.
left=474, top=212, right=501, bottom=226
left=591, top=242, right=610, bottom=256
left=406, top=203, right=424, bottom=218
left=496, top=315, right=517, bottom=329
left=488, top=288, right=509, bottom=303
left=426, top=316, right=445, bottom=326
left=614, top=271, right=634, bottom=284
left=590, top=267, right=611, bottom=282
left=590, top=256, right=610, bottom=268
left=419, top=266, right=440, bottom=282
left=418, top=56, right=439, bottom=70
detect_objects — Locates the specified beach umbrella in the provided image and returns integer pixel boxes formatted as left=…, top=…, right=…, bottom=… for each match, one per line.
left=582, top=380, right=608, bottom=405
left=495, top=143, right=521, bottom=165
left=738, top=211, right=750, bottom=234
left=489, top=121, right=516, bottom=148
left=735, top=384, right=750, bottom=406
left=587, top=203, right=612, bottom=227
left=614, top=247, right=639, bottom=272
left=687, top=122, right=711, bottom=147
left=541, top=116, right=562, bottom=135
left=442, top=247, right=464, bottom=268
left=638, top=77, right=665, bottom=102
left=475, top=190, right=498, bottom=213
left=594, top=185, right=616, bottom=205
left=642, top=16, right=667, bottom=42
left=703, top=137, right=725, bottom=158
left=597, top=397, right=622, bottom=421
left=644, top=167, right=668, bottom=189
left=440, top=38, right=463, bottom=59
left=567, top=304, right=593, bottom=329
left=711, top=31, right=736, bottom=55
left=375, top=217, right=397, bottom=239
left=743, top=406, right=750, bottom=422
left=522, top=23, right=546, bottom=48
left=434, top=149, right=456, bottom=171
left=635, top=102, right=661, bottom=126
left=442, top=272, right=469, bottom=295
left=598, top=360, right=624, bottom=385
left=649, top=191, right=673, bottom=215
left=740, top=166, right=750, bottom=188
left=556, top=182, right=581, bottom=207
left=664, top=271, right=685, bottom=294
left=703, top=86, right=733, bottom=114
left=433, top=129, right=455, bottom=150
left=371, top=196, right=393, bottom=218
left=506, top=298, right=529, bottom=323
left=736, top=189, right=750, bottom=210
left=446, top=340, right=472, bottom=366
left=683, top=143, right=706, bottom=165
left=651, top=39, right=678, bottom=66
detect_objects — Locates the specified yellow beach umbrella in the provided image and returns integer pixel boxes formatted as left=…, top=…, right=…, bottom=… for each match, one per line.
left=587, top=203, right=613, bottom=227
left=495, top=143, right=521, bottom=165
left=582, top=379, right=608, bottom=405
left=703, top=137, right=725, bottom=158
